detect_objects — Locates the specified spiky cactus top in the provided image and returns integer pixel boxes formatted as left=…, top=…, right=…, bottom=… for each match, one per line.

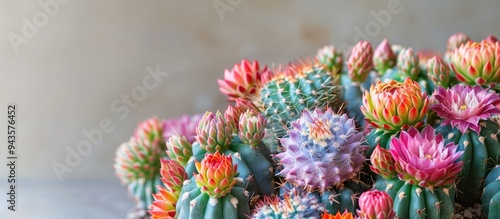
left=275, top=108, right=365, bottom=191
left=251, top=189, right=325, bottom=219
left=258, top=60, right=343, bottom=139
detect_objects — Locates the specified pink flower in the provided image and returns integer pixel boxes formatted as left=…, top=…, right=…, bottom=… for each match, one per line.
left=430, top=85, right=500, bottom=133
left=390, top=126, right=463, bottom=189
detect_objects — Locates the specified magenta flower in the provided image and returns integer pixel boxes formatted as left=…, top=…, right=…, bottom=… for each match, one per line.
left=390, top=126, right=463, bottom=189
left=430, top=85, right=500, bottom=133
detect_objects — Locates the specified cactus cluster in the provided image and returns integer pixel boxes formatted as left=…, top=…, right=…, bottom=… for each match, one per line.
left=114, top=33, right=500, bottom=219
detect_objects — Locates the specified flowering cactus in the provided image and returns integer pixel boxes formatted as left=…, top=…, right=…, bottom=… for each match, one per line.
left=357, top=190, right=395, bottom=219
left=148, top=160, right=188, bottom=219
left=258, top=60, right=343, bottom=145
left=322, top=211, right=354, bottom=219
left=114, top=138, right=164, bottom=209
left=447, top=32, right=471, bottom=51
left=134, top=117, right=164, bottom=145
left=217, top=59, right=268, bottom=102
left=224, top=104, right=245, bottom=133
left=369, top=145, right=396, bottom=180
left=251, top=190, right=325, bottom=219
left=450, top=40, right=500, bottom=86
left=193, top=152, right=238, bottom=198
left=159, top=159, right=188, bottom=197
left=165, top=135, right=192, bottom=166
left=149, top=186, right=177, bottom=219
left=317, top=45, right=344, bottom=74
left=432, top=84, right=500, bottom=205
left=397, top=48, right=420, bottom=80
left=276, top=108, right=365, bottom=191
left=427, top=55, right=451, bottom=88
left=373, top=39, right=397, bottom=74
left=238, top=109, right=266, bottom=148
left=390, top=126, right=463, bottom=189
left=163, top=114, right=202, bottom=143
left=347, top=41, right=373, bottom=82
left=431, top=85, right=500, bottom=133
left=361, top=78, right=429, bottom=132
left=195, top=111, right=233, bottom=153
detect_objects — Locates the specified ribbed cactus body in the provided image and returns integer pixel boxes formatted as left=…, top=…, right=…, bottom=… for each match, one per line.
left=128, top=177, right=163, bottom=210
left=259, top=66, right=342, bottom=140
left=185, top=136, right=274, bottom=197
left=365, top=128, right=398, bottom=157
left=176, top=179, right=250, bottom=219
left=482, top=165, right=500, bottom=218
left=340, top=73, right=377, bottom=127
left=373, top=177, right=455, bottom=219
left=251, top=191, right=324, bottom=219
left=435, top=121, right=500, bottom=206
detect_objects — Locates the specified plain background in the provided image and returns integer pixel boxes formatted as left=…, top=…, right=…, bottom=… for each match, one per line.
left=1, top=0, right=500, bottom=218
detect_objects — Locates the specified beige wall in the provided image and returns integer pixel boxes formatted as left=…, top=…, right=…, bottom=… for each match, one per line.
left=1, top=0, right=499, bottom=181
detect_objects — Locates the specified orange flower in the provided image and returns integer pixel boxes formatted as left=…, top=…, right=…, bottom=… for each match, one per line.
left=322, top=210, right=354, bottom=219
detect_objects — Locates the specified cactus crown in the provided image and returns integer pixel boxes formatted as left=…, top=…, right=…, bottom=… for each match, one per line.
left=276, top=108, right=365, bottom=191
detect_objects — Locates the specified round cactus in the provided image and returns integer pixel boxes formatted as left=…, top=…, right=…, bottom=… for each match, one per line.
left=275, top=108, right=366, bottom=192
left=258, top=60, right=343, bottom=143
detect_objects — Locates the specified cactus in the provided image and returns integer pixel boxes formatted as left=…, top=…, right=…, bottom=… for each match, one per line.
left=432, top=85, right=500, bottom=205
left=370, top=126, right=462, bottom=219
left=149, top=160, right=188, bottom=219
left=176, top=153, right=251, bottom=219
left=275, top=108, right=366, bottom=192
left=342, top=41, right=374, bottom=127
left=115, top=117, right=167, bottom=210
left=482, top=165, right=500, bottom=218
left=362, top=78, right=429, bottom=156
left=251, top=189, right=325, bottom=219
left=373, top=39, right=397, bottom=75
left=184, top=109, right=274, bottom=199
left=277, top=181, right=368, bottom=216
left=373, top=178, right=456, bottom=219
left=317, top=45, right=344, bottom=74
left=258, top=60, right=343, bottom=143
left=450, top=40, right=500, bottom=87
left=381, top=47, right=435, bottom=93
